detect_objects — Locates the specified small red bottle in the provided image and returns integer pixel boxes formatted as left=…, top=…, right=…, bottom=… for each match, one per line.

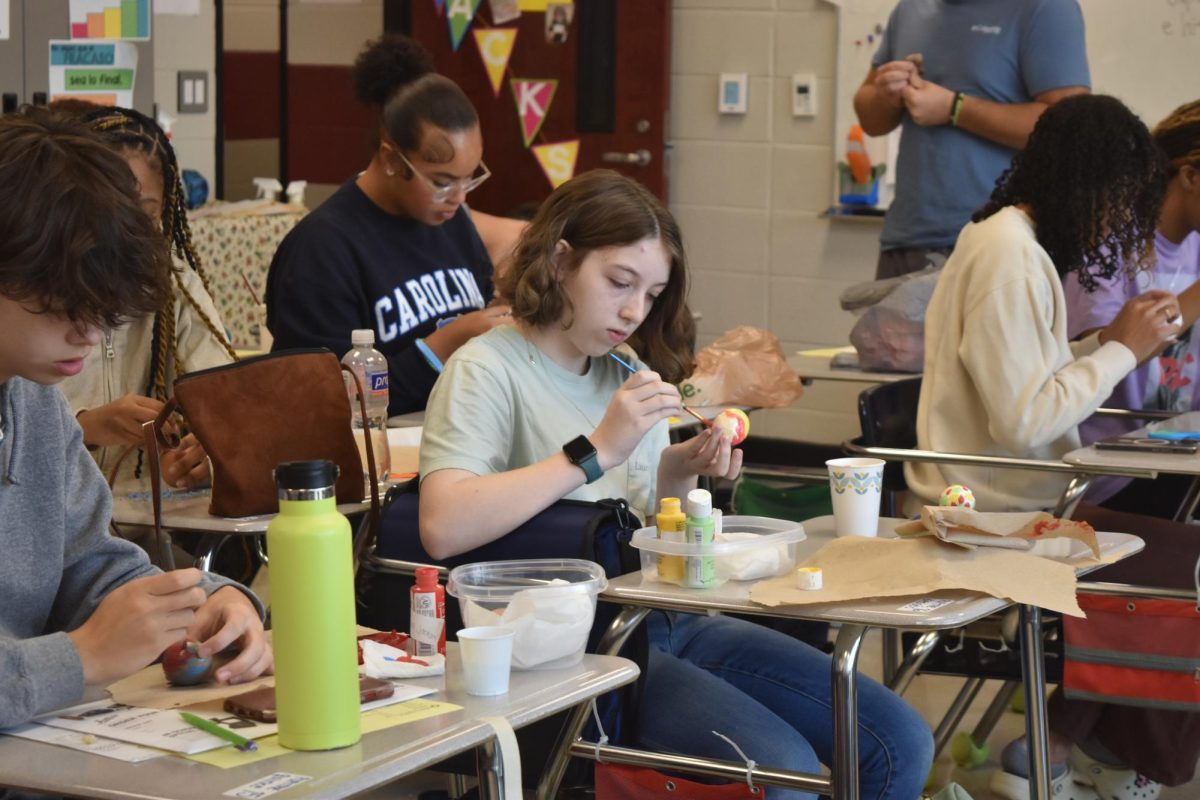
left=410, top=567, right=446, bottom=656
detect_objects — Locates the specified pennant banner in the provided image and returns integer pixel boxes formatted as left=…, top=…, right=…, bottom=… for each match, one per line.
left=532, top=139, right=579, bottom=189
left=446, top=0, right=481, bottom=51
left=510, top=78, right=557, bottom=148
left=472, top=28, right=517, bottom=97
left=489, top=0, right=521, bottom=24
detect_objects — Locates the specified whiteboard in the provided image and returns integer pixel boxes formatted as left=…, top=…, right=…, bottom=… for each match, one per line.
left=831, top=0, right=1200, bottom=205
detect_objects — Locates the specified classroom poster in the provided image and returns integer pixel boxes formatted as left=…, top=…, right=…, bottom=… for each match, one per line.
left=472, top=28, right=517, bottom=97
left=0, top=0, right=10, bottom=41
left=49, top=39, right=138, bottom=108
left=155, top=0, right=200, bottom=14
left=69, top=0, right=152, bottom=42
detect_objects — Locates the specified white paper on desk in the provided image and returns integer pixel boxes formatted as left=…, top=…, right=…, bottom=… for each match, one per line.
left=35, top=700, right=272, bottom=754
left=361, top=641, right=446, bottom=679
left=749, top=536, right=1085, bottom=617
left=2, top=722, right=162, bottom=762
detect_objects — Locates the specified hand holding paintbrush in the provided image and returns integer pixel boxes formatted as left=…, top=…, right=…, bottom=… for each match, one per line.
left=607, top=352, right=713, bottom=429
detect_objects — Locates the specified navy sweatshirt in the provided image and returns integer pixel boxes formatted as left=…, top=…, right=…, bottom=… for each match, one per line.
left=265, top=179, right=494, bottom=416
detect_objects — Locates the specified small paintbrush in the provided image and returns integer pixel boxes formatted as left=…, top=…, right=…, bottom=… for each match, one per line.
left=607, top=352, right=713, bottom=429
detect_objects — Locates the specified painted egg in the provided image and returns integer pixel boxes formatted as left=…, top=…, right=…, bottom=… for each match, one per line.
left=713, top=408, right=751, bottom=445
left=939, top=484, right=976, bottom=509
left=162, top=640, right=216, bottom=686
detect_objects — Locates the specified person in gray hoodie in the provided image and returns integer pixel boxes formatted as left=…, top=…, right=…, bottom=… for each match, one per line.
left=0, top=109, right=271, bottom=730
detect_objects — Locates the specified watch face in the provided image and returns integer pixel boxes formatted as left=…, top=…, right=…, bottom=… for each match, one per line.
left=563, top=435, right=596, bottom=464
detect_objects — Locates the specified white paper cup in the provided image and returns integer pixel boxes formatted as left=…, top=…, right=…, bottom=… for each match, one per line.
left=826, top=457, right=885, bottom=538
left=457, top=626, right=515, bottom=696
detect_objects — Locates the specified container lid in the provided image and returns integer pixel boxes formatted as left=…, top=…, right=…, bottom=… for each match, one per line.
left=631, top=516, right=806, bottom=556
left=414, top=566, right=440, bottom=590
left=351, top=328, right=375, bottom=346
left=446, top=559, right=607, bottom=601
left=686, top=488, right=712, bottom=518
left=659, top=497, right=682, bottom=515
left=274, top=459, right=338, bottom=490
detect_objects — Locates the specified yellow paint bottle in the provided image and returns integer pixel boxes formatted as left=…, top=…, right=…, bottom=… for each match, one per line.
left=656, top=497, right=686, bottom=584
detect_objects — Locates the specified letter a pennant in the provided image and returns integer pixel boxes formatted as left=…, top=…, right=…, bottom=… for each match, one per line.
left=472, top=28, right=518, bottom=97
left=509, top=78, right=557, bottom=148
left=532, top=140, right=580, bottom=189
left=447, top=0, right=482, bottom=52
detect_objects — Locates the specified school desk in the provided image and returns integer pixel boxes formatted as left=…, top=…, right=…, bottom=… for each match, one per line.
left=789, top=348, right=914, bottom=386
left=534, top=516, right=1144, bottom=800
left=0, top=649, right=638, bottom=800
left=1064, top=408, right=1200, bottom=522
left=109, top=486, right=371, bottom=572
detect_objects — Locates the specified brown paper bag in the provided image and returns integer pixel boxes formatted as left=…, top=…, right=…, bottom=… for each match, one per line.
left=678, top=326, right=804, bottom=408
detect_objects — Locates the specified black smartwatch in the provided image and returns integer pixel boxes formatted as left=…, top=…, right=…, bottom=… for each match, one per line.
left=563, top=435, right=603, bottom=484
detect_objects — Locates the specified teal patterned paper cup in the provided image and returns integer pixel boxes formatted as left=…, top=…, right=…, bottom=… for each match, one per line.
left=825, top=457, right=885, bottom=537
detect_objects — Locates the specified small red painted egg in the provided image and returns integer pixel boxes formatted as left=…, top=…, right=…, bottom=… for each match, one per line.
left=162, top=640, right=216, bottom=686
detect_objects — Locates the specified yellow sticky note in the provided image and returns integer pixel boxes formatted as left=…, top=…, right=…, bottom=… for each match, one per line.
left=183, top=699, right=461, bottom=768
left=796, top=346, right=856, bottom=358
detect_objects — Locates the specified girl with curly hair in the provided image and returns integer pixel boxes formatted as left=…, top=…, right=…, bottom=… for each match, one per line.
left=266, top=34, right=511, bottom=416
left=418, top=169, right=934, bottom=800
left=985, top=99, right=1200, bottom=800
left=906, top=94, right=1197, bottom=800
left=58, top=106, right=237, bottom=489
left=907, top=94, right=1177, bottom=513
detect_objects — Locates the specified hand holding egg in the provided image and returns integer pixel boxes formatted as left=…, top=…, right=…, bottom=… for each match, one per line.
left=712, top=408, right=750, bottom=445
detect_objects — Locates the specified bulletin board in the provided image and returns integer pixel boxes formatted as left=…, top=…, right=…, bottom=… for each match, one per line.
left=831, top=0, right=1200, bottom=208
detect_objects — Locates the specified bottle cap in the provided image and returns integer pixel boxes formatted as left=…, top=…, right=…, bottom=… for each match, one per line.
left=414, top=566, right=440, bottom=590
left=274, top=460, right=338, bottom=490
left=686, top=488, right=712, bottom=518
left=351, top=329, right=375, bottom=347
left=659, top=497, right=681, bottom=516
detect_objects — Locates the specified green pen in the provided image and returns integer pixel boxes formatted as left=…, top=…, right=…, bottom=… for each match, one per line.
left=179, top=711, right=258, bottom=752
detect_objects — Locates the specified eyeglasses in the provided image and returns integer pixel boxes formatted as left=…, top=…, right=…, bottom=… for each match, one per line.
left=394, top=150, right=491, bottom=202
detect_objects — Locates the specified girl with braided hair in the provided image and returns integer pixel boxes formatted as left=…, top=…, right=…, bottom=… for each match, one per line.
left=59, top=106, right=237, bottom=489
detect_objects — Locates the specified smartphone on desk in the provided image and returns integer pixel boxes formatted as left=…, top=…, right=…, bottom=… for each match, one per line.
left=1094, top=436, right=1199, bottom=454
left=224, top=676, right=394, bottom=723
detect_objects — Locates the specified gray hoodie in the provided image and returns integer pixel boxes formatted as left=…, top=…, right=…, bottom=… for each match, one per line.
left=0, top=377, right=259, bottom=729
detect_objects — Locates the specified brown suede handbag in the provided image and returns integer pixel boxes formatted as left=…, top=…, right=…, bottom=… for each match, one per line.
left=145, top=348, right=378, bottom=518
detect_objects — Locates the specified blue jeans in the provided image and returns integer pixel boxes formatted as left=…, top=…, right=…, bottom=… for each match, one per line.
left=637, top=612, right=933, bottom=800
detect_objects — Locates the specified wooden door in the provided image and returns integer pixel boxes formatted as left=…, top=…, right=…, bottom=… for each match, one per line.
left=406, top=0, right=671, bottom=216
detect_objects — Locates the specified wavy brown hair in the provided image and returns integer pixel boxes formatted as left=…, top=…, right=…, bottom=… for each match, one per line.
left=499, top=170, right=695, bottom=383
left=0, top=108, right=170, bottom=328
left=974, top=94, right=1167, bottom=292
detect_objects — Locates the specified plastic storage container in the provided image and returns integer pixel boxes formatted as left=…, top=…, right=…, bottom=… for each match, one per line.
left=631, top=515, right=806, bottom=588
left=446, top=559, right=608, bottom=670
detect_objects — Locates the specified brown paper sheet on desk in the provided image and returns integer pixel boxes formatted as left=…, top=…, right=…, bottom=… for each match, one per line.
left=894, top=507, right=1100, bottom=558
left=107, top=664, right=274, bottom=709
left=749, top=536, right=1085, bottom=617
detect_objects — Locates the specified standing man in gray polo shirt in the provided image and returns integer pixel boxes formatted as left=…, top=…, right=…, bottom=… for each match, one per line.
left=855, top=0, right=1091, bottom=279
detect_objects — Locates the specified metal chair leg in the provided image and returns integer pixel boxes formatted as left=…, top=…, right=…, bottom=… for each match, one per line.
left=888, top=630, right=943, bottom=694
left=931, top=677, right=985, bottom=759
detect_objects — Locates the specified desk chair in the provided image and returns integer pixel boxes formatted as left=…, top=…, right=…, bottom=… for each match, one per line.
left=846, top=379, right=1172, bottom=766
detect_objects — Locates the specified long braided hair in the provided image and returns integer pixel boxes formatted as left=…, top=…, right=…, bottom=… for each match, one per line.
left=81, top=106, right=238, bottom=402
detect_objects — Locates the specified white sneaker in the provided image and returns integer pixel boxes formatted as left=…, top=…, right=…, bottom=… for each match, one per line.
left=1069, top=745, right=1162, bottom=800
left=989, top=764, right=1100, bottom=800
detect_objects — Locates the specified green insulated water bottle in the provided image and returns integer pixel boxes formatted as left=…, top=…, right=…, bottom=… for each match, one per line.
left=268, top=460, right=361, bottom=750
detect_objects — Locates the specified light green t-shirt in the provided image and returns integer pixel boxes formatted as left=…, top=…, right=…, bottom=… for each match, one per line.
left=420, top=325, right=669, bottom=521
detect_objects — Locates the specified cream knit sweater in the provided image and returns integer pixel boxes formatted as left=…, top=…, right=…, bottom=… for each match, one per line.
left=906, top=207, right=1137, bottom=511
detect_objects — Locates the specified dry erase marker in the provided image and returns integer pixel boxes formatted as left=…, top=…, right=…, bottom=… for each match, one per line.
left=179, top=711, right=258, bottom=752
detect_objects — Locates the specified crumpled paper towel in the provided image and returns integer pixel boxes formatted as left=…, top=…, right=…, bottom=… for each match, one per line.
left=464, top=579, right=594, bottom=669
left=360, top=639, right=445, bottom=679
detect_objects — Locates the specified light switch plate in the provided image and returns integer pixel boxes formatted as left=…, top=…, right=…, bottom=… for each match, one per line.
left=177, top=71, right=208, bottom=114
left=718, top=72, right=748, bottom=115
left=792, top=72, right=817, bottom=117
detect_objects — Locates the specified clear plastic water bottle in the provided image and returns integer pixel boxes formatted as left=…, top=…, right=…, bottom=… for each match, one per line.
left=342, top=329, right=391, bottom=493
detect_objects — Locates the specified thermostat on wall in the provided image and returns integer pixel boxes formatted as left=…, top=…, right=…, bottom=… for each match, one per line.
left=718, top=73, right=748, bottom=115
